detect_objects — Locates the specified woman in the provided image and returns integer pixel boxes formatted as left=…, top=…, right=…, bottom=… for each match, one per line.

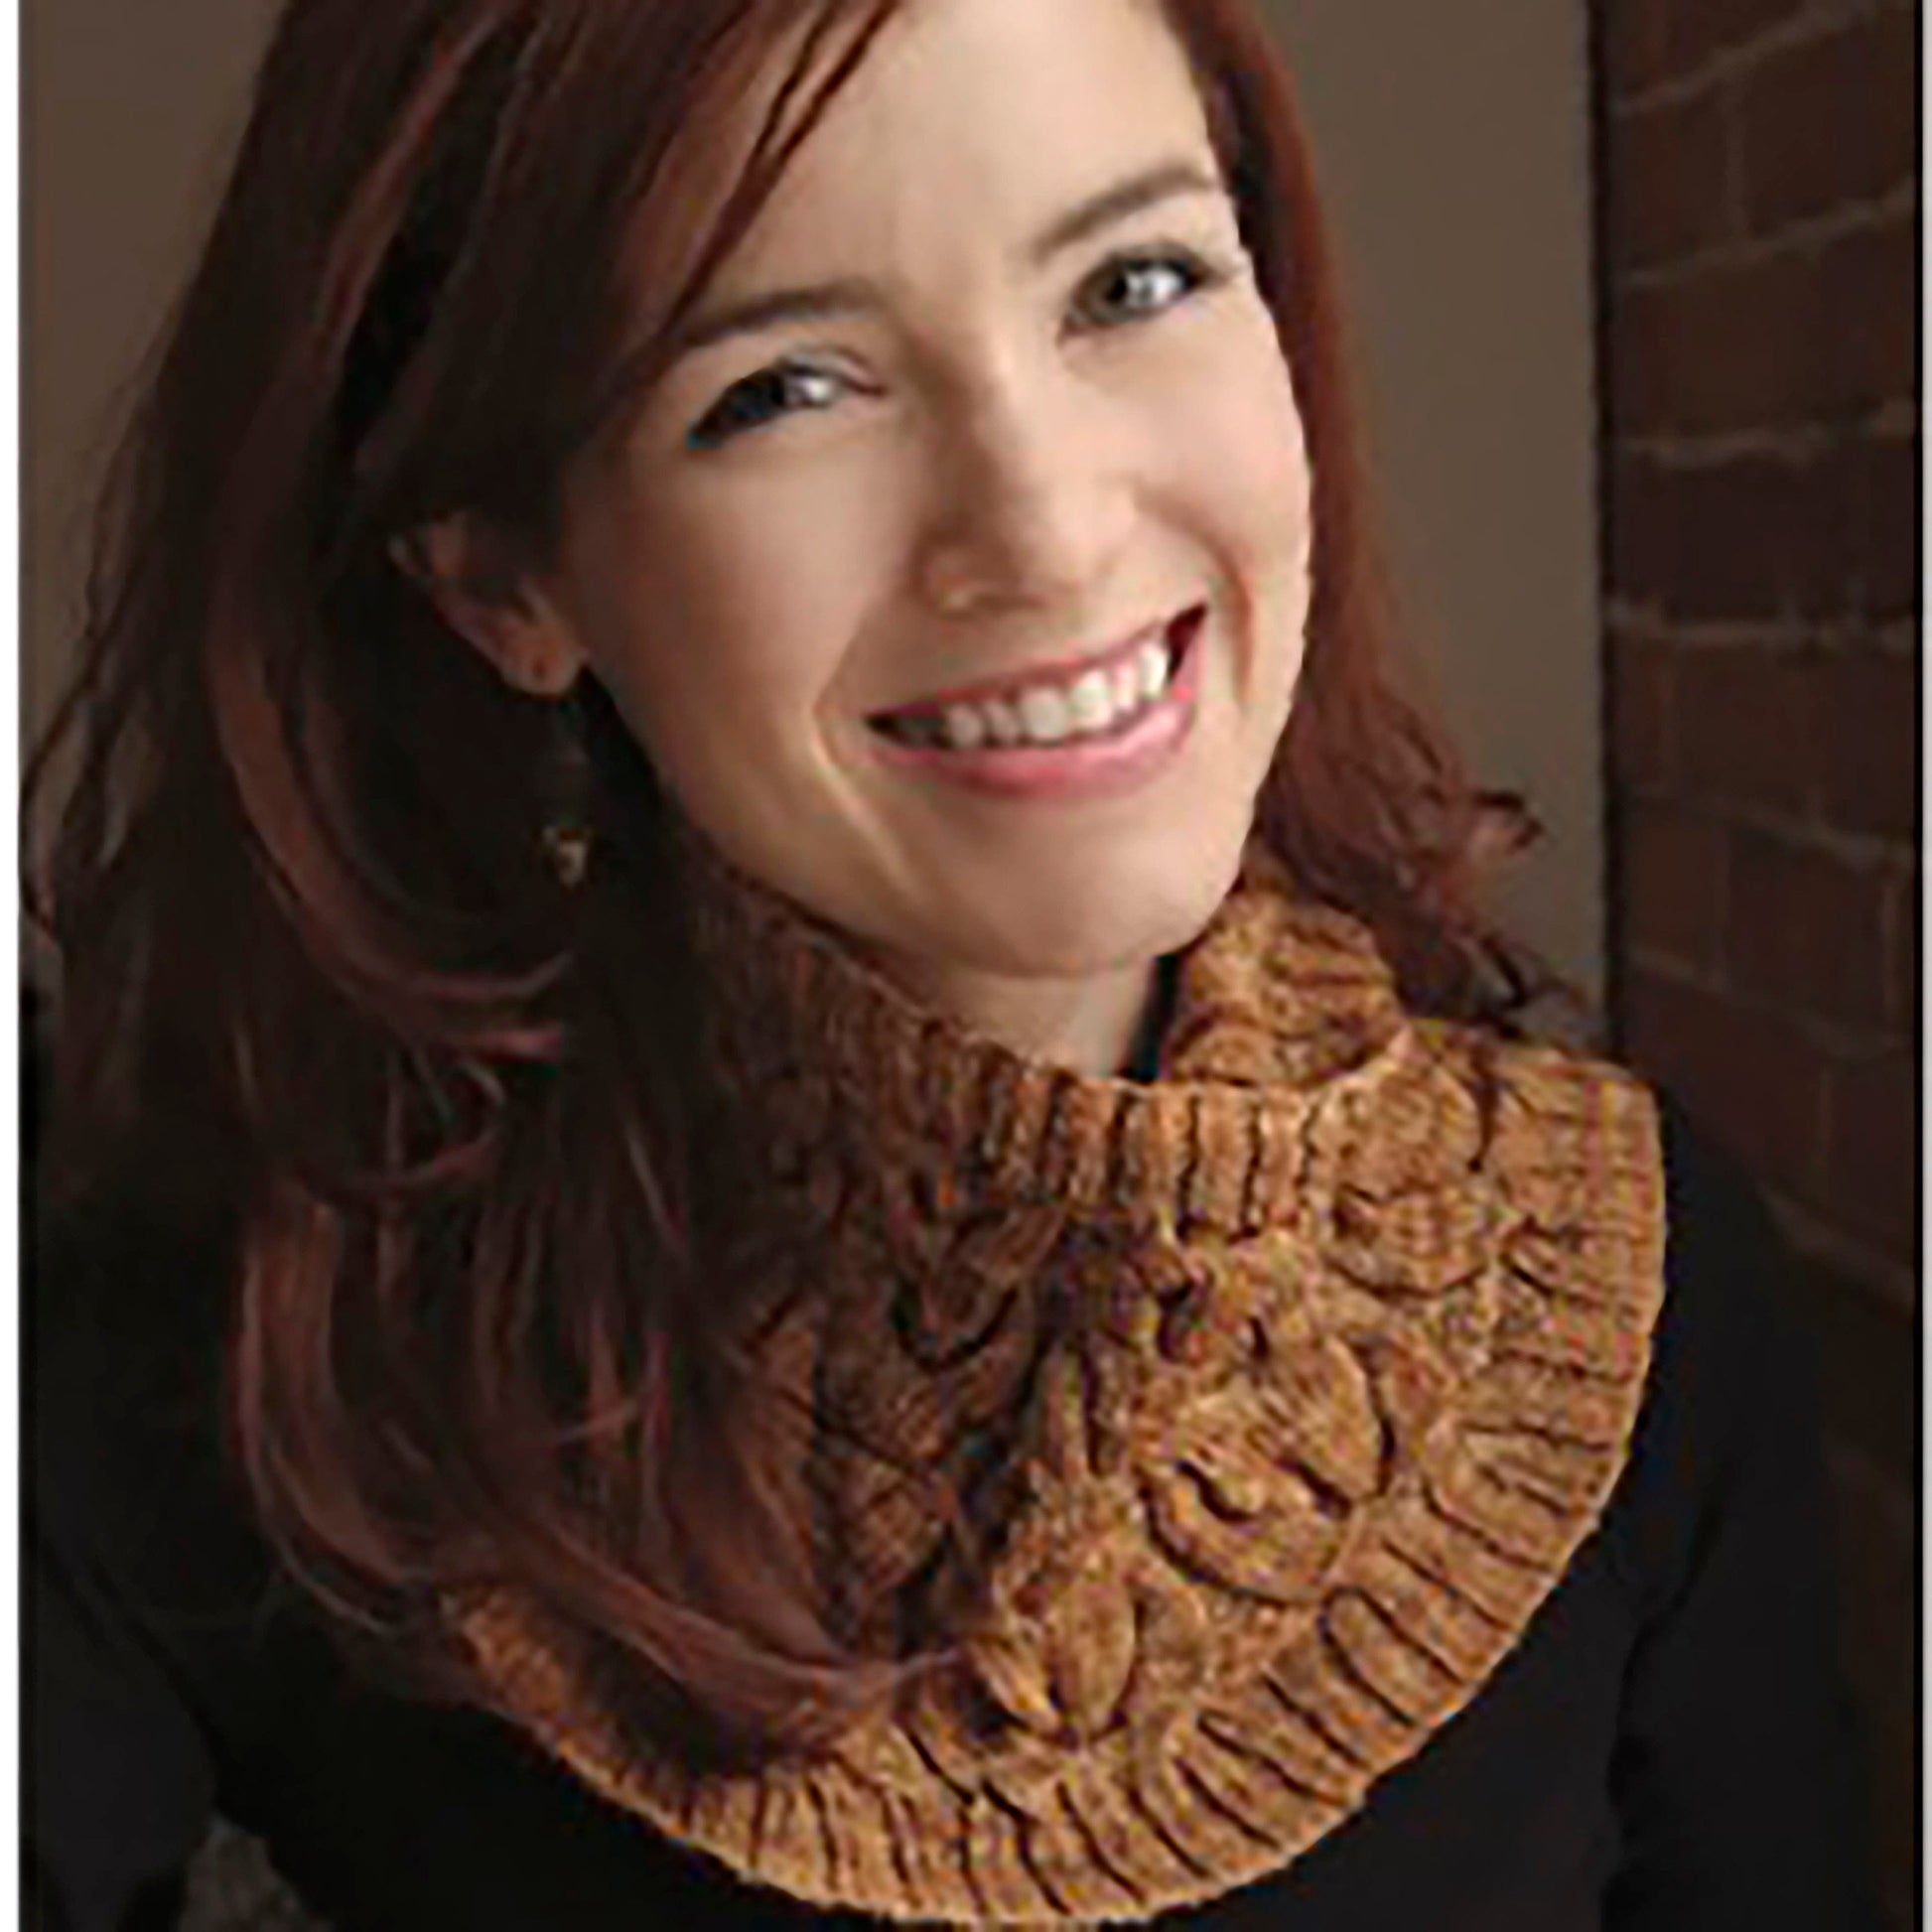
left=27, top=0, right=1875, bottom=1925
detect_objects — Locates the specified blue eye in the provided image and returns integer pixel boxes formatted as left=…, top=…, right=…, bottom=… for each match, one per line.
left=1071, top=249, right=1224, bottom=331
left=687, top=360, right=848, bottom=450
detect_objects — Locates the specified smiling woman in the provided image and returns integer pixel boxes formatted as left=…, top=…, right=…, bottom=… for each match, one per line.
left=393, top=0, right=1324, bottom=1063
left=26, top=0, right=1876, bottom=1927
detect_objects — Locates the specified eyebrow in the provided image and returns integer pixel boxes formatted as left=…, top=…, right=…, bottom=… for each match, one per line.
left=668, top=157, right=1227, bottom=357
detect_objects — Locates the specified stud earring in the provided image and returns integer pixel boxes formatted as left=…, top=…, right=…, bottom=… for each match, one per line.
left=520, top=641, right=576, bottom=698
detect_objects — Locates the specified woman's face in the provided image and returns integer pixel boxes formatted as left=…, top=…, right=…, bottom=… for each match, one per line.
left=537, top=0, right=1312, bottom=985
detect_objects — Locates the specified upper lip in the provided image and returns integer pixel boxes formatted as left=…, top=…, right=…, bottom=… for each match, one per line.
left=872, top=607, right=1198, bottom=721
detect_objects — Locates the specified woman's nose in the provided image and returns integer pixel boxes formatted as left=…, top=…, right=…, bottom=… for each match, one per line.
left=913, top=375, right=1137, bottom=621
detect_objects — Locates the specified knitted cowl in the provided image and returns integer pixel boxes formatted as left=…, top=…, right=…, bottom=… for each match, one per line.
left=459, top=827, right=1667, bottom=1926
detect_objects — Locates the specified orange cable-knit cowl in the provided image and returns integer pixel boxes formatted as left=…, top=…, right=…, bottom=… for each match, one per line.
left=457, top=827, right=1667, bottom=1926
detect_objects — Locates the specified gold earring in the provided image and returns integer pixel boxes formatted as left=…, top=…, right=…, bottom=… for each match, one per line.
left=540, top=820, right=593, bottom=892
left=536, top=696, right=595, bottom=890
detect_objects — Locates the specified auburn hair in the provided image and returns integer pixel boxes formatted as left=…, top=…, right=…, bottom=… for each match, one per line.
left=28, top=0, right=1524, bottom=1756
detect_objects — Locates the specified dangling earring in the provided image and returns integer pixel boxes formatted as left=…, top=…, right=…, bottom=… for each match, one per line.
left=535, top=692, right=596, bottom=891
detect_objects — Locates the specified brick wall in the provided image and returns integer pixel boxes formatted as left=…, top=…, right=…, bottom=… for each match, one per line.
left=1590, top=1, right=1918, bottom=1922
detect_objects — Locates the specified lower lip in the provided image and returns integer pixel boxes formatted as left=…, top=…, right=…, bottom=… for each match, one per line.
left=868, top=614, right=1204, bottom=802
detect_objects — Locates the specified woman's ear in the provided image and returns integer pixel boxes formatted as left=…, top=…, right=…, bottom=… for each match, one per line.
left=388, top=514, right=587, bottom=698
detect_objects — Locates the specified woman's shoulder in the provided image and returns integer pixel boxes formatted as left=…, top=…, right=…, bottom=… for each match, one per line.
left=1596, top=1083, right=1828, bottom=1614
left=32, top=1186, right=234, bottom=1426
left=1646, top=1086, right=1816, bottom=1468
left=30, top=1189, right=267, bottom=1645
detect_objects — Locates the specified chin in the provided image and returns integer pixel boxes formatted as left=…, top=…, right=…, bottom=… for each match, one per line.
left=922, top=815, right=1250, bottom=981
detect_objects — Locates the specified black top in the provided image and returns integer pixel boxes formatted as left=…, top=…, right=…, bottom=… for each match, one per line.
left=26, top=1097, right=1882, bottom=1931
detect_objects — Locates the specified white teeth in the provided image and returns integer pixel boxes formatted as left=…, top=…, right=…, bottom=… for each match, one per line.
left=1137, top=639, right=1171, bottom=703
left=982, top=696, right=1025, bottom=746
left=1019, top=685, right=1072, bottom=744
left=892, top=625, right=1184, bottom=752
left=942, top=703, right=988, bottom=751
left=1067, top=668, right=1116, bottom=733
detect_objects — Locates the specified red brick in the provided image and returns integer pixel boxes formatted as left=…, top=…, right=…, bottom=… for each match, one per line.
left=1608, top=88, right=1733, bottom=267
left=1783, top=442, right=1867, bottom=622
left=1791, top=1256, right=1916, bottom=1478
left=1625, top=801, right=1726, bottom=968
left=1882, top=870, right=1919, bottom=1039
left=1673, top=647, right=1816, bottom=816
left=1855, top=433, right=1920, bottom=623
left=1601, top=0, right=1807, bottom=96
left=1608, top=217, right=1915, bottom=433
left=1606, top=632, right=1678, bottom=788
left=1609, top=452, right=1858, bottom=621
left=1723, top=828, right=1889, bottom=1027
left=1823, top=1050, right=1917, bottom=1257
left=1814, top=651, right=1919, bottom=841
left=1822, top=217, right=1919, bottom=417
left=1738, top=14, right=1918, bottom=232
left=1606, top=454, right=1662, bottom=597
left=1623, top=968, right=1828, bottom=1190
left=1609, top=261, right=1809, bottom=436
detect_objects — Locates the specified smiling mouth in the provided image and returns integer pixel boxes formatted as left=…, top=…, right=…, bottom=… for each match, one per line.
left=869, top=606, right=1207, bottom=753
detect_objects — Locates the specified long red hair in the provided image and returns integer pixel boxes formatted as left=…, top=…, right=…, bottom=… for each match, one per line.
left=28, top=0, right=1517, bottom=1756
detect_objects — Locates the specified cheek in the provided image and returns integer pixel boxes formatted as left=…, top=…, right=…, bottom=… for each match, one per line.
left=1170, top=326, right=1312, bottom=581
left=570, top=473, right=892, bottom=766
left=1153, top=339, right=1311, bottom=716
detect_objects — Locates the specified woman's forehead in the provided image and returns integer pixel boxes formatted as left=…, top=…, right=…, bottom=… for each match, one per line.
left=651, top=0, right=1214, bottom=306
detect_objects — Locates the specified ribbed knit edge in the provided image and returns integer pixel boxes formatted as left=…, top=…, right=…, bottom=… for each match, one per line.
left=674, top=826, right=1410, bottom=1234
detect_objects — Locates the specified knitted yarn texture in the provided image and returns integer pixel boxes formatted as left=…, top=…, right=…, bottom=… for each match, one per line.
left=459, top=833, right=1667, bottom=1925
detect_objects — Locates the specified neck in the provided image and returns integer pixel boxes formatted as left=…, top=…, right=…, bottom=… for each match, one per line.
left=851, top=947, right=1166, bottom=1078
